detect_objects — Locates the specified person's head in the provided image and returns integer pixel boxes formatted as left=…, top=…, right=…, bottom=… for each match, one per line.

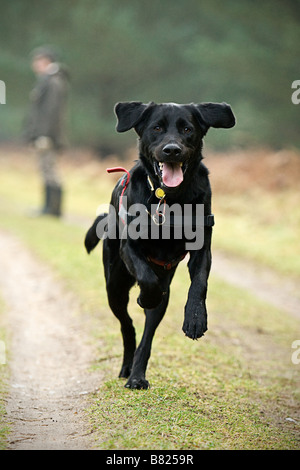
left=30, top=46, right=57, bottom=75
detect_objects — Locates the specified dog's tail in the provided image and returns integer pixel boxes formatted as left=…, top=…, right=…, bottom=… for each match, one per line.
left=84, top=213, right=108, bottom=254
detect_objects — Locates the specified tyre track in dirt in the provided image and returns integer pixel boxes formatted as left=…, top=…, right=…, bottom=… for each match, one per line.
left=0, top=230, right=100, bottom=450
left=211, top=250, right=300, bottom=319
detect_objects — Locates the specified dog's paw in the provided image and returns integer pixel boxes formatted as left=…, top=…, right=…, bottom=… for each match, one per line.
left=125, top=377, right=150, bottom=390
left=182, top=315, right=207, bottom=340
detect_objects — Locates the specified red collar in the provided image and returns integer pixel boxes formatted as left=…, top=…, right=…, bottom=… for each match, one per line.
left=147, top=252, right=187, bottom=270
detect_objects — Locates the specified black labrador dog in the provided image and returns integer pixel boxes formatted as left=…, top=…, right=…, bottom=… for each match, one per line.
left=85, top=101, right=235, bottom=389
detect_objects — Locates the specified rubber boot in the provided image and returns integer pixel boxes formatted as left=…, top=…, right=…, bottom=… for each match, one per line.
left=28, top=184, right=51, bottom=217
left=42, top=184, right=52, bottom=214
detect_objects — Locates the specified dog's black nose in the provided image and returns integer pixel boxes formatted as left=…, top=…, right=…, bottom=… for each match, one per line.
left=162, top=143, right=182, bottom=157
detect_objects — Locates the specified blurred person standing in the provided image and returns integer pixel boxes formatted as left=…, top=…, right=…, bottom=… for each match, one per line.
left=24, top=46, right=69, bottom=217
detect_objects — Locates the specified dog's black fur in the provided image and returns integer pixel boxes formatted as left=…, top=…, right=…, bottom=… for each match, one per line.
left=85, top=101, right=235, bottom=389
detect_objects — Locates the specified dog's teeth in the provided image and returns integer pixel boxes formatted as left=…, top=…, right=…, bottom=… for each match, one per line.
left=159, top=162, right=163, bottom=169
left=179, top=162, right=183, bottom=167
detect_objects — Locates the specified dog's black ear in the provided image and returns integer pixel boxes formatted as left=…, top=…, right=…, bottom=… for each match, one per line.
left=194, top=102, right=235, bottom=132
left=115, top=102, right=150, bottom=132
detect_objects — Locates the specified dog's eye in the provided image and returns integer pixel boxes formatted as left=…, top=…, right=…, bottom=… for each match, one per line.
left=153, top=125, right=162, bottom=132
left=183, top=127, right=192, bottom=134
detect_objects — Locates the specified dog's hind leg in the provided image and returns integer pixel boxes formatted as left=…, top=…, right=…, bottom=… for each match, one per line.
left=104, top=239, right=136, bottom=378
left=107, top=276, right=136, bottom=378
left=107, top=275, right=136, bottom=378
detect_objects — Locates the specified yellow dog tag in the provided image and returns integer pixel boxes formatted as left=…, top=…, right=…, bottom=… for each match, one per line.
left=155, top=188, right=165, bottom=199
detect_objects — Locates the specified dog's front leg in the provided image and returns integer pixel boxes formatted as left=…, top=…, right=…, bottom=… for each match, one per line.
left=120, top=239, right=163, bottom=309
left=183, top=229, right=212, bottom=340
left=125, top=289, right=170, bottom=389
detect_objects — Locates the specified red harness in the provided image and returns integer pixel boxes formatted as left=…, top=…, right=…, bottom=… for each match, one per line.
left=107, top=167, right=131, bottom=224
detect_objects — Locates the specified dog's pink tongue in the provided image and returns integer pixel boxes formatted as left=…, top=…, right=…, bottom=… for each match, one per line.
left=162, top=162, right=183, bottom=187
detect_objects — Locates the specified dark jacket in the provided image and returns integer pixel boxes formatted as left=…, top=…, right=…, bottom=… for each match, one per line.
left=24, top=63, right=69, bottom=149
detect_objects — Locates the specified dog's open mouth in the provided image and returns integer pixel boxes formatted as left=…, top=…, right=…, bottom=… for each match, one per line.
left=154, top=161, right=187, bottom=188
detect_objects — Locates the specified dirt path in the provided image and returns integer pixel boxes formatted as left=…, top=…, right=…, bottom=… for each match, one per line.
left=0, top=231, right=100, bottom=450
left=211, top=250, right=300, bottom=319
left=1, top=226, right=299, bottom=450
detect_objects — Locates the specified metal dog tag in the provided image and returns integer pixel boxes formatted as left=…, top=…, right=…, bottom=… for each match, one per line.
left=152, top=213, right=166, bottom=225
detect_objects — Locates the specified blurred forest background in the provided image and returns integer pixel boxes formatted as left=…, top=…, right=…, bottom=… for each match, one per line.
left=0, top=0, right=299, bottom=153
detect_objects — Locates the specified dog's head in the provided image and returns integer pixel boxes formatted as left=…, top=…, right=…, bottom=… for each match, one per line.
left=115, top=101, right=235, bottom=192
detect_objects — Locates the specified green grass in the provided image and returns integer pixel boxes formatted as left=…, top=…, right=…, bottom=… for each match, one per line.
left=87, top=272, right=299, bottom=450
left=0, top=149, right=299, bottom=449
left=212, top=190, right=300, bottom=278
left=89, top=379, right=293, bottom=450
